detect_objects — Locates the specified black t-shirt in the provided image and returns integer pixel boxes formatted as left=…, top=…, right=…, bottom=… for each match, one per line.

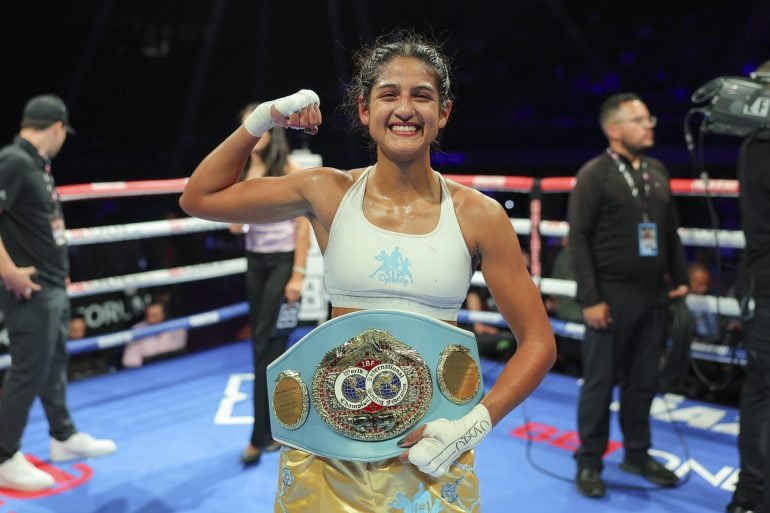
left=737, top=130, right=770, bottom=298
left=567, top=151, right=688, bottom=306
left=0, top=136, right=69, bottom=288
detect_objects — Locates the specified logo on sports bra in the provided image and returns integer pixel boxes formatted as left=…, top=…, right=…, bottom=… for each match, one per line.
left=369, top=247, right=414, bottom=286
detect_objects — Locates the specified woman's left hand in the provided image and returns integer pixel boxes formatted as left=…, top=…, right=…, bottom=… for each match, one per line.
left=398, top=404, right=492, bottom=477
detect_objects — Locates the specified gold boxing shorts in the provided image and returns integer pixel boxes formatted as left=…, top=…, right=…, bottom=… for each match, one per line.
left=274, top=447, right=481, bottom=513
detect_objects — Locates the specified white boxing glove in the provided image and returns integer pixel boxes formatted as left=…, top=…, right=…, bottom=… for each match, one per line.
left=406, top=403, right=492, bottom=477
left=243, top=89, right=320, bottom=137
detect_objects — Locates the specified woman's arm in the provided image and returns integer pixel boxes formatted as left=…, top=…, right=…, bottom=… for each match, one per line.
left=399, top=190, right=556, bottom=477
left=179, top=91, right=321, bottom=224
left=474, top=197, right=557, bottom=424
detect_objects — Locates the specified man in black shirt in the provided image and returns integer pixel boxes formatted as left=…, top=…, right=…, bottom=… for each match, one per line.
left=728, top=60, right=770, bottom=513
left=568, top=93, right=689, bottom=498
left=0, top=95, right=116, bottom=492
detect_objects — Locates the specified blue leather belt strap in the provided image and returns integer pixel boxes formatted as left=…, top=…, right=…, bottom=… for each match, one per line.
left=267, top=309, right=484, bottom=462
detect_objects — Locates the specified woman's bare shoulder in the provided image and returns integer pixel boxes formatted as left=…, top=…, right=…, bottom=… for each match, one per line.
left=289, top=167, right=368, bottom=211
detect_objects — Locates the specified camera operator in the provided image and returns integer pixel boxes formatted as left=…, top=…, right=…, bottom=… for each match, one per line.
left=729, top=60, right=770, bottom=513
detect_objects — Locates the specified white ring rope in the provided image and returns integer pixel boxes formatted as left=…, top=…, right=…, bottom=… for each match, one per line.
left=66, top=218, right=227, bottom=246
left=516, top=219, right=745, bottom=249
left=68, top=258, right=247, bottom=298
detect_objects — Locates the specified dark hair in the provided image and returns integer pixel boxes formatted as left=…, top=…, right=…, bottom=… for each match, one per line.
left=341, top=29, right=454, bottom=140
left=599, top=92, right=641, bottom=132
left=238, top=103, right=290, bottom=179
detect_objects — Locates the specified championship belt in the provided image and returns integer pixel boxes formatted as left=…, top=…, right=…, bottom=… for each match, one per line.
left=267, top=309, right=484, bottom=462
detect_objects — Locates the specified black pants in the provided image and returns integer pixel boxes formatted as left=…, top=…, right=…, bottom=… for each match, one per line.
left=574, top=302, right=666, bottom=470
left=245, top=251, right=294, bottom=448
left=0, top=285, right=76, bottom=462
left=732, top=297, right=770, bottom=513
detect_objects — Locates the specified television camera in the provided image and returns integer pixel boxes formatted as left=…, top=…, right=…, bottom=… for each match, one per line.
left=690, top=74, right=770, bottom=137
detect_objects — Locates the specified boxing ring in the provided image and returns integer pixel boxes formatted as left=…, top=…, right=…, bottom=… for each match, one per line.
left=0, top=172, right=743, bottom=513
left=0, top=171, right=745, bottom=371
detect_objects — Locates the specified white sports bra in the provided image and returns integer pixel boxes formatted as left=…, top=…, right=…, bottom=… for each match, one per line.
left=324, top=166, right=473, bottom=320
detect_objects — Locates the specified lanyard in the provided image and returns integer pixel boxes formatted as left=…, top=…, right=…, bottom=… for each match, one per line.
left=606, top=148, right=651, bottom=222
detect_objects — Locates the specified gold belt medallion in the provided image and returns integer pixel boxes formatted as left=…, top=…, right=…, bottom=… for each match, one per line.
left=437, top=344, right=482, bottom=404
left=272, top=370, right=310, bottom=430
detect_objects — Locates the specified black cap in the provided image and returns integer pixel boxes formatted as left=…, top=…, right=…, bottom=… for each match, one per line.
left=22, top=94, right=76, bottom=135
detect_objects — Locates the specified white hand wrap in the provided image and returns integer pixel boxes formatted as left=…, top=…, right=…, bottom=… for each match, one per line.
left=243, top=89, right=320, bottom=137
left=407, top=403, right=492, bottom=477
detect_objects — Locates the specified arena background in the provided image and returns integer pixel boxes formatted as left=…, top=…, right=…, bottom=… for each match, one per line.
left=0, top=2, right=765, bottom=512
left=0, top=0, right=765, bottom=386
left=3, top=1, right=768, bottom=179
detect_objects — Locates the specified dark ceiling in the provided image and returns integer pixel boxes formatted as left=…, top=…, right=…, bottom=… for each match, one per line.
left=2, top=0, right=769, bottom=184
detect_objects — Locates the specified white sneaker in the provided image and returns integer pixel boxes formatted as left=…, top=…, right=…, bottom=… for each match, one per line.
left=0, top=452, right=55, bottom=491
left=50, top=432, right=117, bottom=462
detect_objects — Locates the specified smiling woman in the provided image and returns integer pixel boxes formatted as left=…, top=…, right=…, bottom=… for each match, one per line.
left=357, top=56, right=451, bottom=164
left=340, top=30, right=454, bottom=157
left=179, top=29, right=555, bottom=513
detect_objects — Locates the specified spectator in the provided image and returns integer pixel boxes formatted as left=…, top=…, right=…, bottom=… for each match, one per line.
left=121, top=301, right=187, bottom=368
left=68, top=315, right=87, bottom=340
left=688, top=262, right=721, bottom=340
